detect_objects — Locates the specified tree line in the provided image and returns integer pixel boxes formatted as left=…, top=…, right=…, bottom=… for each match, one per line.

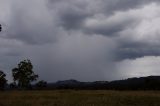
left=1, top=59, right=160, bottom=90
left=0, top=59, right=47, bottom=90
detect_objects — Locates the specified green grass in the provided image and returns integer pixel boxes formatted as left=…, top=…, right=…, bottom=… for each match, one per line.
left=0, top=90, right=160, bottom=106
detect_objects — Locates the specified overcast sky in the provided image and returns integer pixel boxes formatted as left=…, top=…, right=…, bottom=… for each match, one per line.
left=1, top=0, right=160, bottom=82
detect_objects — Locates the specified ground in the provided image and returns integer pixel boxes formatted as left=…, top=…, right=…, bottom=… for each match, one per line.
left=0, top=90, right=160, bottom=106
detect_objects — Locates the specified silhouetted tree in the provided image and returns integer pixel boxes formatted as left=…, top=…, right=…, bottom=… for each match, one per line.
left=9, top=82, right=17, bottom=89
left=36, top=80, right=47, bottom=89
left=12, top=59, right=38, bottom=89
left=0, top=24, right=2, bottom=32
left=0, top=70, right=7, bottom=90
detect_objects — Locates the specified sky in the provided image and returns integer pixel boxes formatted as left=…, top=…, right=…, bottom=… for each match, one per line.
left=1, top=0, right=160, bottom=82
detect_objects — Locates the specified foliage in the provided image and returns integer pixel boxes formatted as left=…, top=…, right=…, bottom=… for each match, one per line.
left=12, top=59, right=38, bottom=89
left=0, top=70, right=7, bottom=90
left=0, top=24, right=1, bottom=32
left=36, top=80, right=47, bottom=88
left=9, top=82, right=17, bottom=89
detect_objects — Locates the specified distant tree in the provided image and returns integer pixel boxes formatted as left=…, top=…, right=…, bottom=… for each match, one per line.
left=12, top=59, right=38, bottom=89
left=9, top=82, right=17, bottom=89
left=0, top=70, right=7, bottom=90
left=36, top=80, right=47, bottom=88
left=0, top=24, right=2, bottom=32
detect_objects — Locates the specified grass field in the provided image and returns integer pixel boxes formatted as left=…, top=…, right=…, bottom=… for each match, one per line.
left=0, top=90, right=160, bottom=106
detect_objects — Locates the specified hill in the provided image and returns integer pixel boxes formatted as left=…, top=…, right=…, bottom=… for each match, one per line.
left=40, top=76, right=160, bottom=90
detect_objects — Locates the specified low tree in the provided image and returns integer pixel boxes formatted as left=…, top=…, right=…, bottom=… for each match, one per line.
left=0, top=24, right=2, bottom=32
left=12, top=59, right=38, bottom=89
left=9, top=82, right=17, bottom=89
left=0, top=70, right=7, bottom=90
left=36, top=80, right=47, bottom=89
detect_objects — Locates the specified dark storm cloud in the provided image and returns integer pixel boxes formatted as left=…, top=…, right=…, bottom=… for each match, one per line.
left=49, top=0, right=160, bottom=13
left=47, top=0, right=160, bottom=37
left=57, top=3, right=90, bottom=30
left=83, top=14, right=136, bottom=36
left=1, top=0, right=160, bottom=82
left=98, top=0, right=160, bottom=13
left=48, top=0, right=160, bottom=32
left=59, top=9, right=89, bottom=30
left=47, top=0, right=92, bottom=30
left=115, top=43, right=160, bottom=61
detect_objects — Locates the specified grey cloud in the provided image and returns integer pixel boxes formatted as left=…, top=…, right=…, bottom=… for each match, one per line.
left=115, top=41, right=160, bottom=61
left=83, top=14, right=136, bottom=36
left=48, top=0, right=91, bottom=30
left=115, top=56, right=160, bottom=79
left=22, top=33, right=117, bottom=81
left=49, top=0, right=160, bottom=14
left=100, top=0, right=159, bottom=13
left=48, top=0, right=157, bottom=36
left=4, top=0, right=59, bottom=45
left=1, top=0, right=160, bottom=82
left=58, top=8, right=89, bottom=30
left=48, top=0, right=160, bottom=27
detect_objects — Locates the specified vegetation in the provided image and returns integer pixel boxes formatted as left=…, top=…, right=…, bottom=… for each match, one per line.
left=0, top=71, right=7, bottom=90
left=0, top=24, right=1, bottom=32
left=0, top=90, right=159, bottom=106
left=36, top=80, right=47, bottom=89
left=12, top=60, right=38, bottom=89
left=0, top=59, right=160, bottom=90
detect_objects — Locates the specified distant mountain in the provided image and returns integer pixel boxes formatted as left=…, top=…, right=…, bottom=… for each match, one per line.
left=36, top=76, right=160, bottom=90
left=108, top=76, right=160, bottom=90
left=56, top=79, right=81, bottom=85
